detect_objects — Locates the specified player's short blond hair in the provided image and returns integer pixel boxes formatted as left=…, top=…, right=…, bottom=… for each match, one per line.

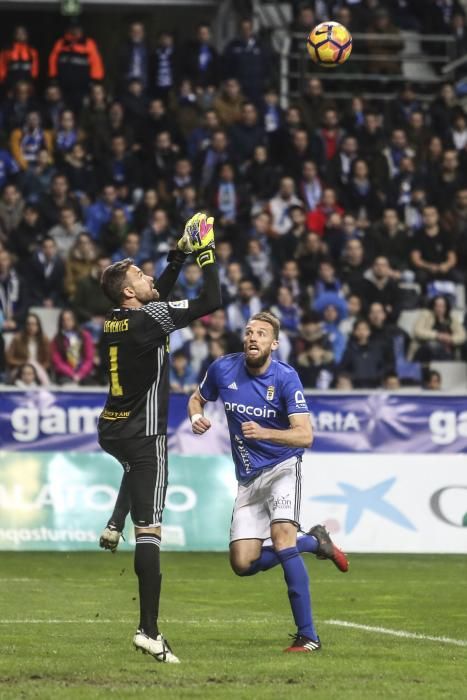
left=248, top=311, right=280, bottom=340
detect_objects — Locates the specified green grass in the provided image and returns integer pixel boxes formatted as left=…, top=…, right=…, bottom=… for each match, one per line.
left=0, top=553, right=465, bottom=699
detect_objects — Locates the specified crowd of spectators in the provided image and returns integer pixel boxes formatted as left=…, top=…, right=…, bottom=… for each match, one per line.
left=1, top=2, right=467, bottom=392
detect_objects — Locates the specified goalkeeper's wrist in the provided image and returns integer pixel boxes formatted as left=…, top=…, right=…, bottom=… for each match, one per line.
left=195, top=247, right=216, bottom=268
left=167, top=248, right=187, bottom=265
left=191, top=413, right=203, bottom=424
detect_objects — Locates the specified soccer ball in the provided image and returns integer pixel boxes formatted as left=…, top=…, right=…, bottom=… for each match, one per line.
left=306, top=21, right=352, bottom=68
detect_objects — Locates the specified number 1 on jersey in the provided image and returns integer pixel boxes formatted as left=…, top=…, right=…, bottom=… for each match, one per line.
left=109, top=345, right=123, bottom=396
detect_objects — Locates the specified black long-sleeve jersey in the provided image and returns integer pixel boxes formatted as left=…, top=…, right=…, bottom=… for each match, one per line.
left=98, top=260, right=220, bottom=439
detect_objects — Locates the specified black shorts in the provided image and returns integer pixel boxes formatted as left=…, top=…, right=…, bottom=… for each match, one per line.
left=99, top=434, right=168, bottom=528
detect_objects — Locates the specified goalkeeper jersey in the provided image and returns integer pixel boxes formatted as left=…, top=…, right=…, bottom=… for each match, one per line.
left=99, top=299, right=202, bottom=438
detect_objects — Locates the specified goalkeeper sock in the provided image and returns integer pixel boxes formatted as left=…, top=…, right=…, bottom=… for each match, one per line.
left=241, top=535, right=319, bottom=576
left=276, top=546, right=317, bottom=641
left=107, top=473, right=130, bottom=532
left=134, top=533, right=161, bottom=639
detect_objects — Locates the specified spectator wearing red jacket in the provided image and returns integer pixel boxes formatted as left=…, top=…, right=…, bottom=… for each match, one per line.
left=50, top=308, right=94, bottom=384
left=0, top=26, right=39, bottom=87
left=306, top=187, right=345, bottom=236
left=48, top=19, right=104, bottom=112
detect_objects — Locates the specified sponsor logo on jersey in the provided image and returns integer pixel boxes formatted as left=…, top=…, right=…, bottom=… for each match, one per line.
left=168, top=300, right=189, bottom=309
left=225, top=401, right=277, bottom=418
left=294, top=390, right=307, bottom=408
left=266, top=385, right=275, bottom=401
left=228, top=381, right=238, bottom=390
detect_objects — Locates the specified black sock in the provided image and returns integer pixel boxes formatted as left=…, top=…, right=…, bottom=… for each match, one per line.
left=134, top=533, right=161, bottom=639
left=108, top=473, right=131, bottom=532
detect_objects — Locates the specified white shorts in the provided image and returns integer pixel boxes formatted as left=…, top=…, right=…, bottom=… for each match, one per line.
left=229, top=456, right=302, bottom=543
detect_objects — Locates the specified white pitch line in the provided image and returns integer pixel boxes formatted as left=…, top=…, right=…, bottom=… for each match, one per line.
left=324, top=619, right=467, bottom=648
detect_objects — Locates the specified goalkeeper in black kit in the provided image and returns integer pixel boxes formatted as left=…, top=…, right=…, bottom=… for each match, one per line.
left=98, top=213, right=221, bottom=663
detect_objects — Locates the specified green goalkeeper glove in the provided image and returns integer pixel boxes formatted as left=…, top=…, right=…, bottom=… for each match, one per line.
left=177, top=212, right=215, bottom=254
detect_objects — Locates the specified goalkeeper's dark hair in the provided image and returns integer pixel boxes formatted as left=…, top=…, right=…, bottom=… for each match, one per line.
left=101, top=257, right=134, bottom=304
left=248, top=311, right=280, bottom=340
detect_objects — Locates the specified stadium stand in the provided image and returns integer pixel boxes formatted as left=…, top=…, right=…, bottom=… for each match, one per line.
left=1, top=0, right=467, bottom=391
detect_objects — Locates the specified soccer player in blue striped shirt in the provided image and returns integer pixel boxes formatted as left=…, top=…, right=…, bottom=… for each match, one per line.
left=188, top=311, right=348, bottom=653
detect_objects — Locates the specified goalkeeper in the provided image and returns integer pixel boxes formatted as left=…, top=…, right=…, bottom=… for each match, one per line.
left=97, top=213, right=220, bottom=664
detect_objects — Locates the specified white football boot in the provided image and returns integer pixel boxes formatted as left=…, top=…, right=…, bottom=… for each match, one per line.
left=133, top=630, right=180, bottom=663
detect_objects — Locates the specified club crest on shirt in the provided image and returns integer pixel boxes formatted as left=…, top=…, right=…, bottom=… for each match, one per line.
left=266, top=385, right=275, bottom=401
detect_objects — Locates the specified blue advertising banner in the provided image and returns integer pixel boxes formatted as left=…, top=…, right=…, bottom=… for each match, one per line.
left=1, top=389, right=467, bottom=453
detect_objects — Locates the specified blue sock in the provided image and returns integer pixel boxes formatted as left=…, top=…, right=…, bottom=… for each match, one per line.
left=276, top=546, right=317, bottom=641
left=241, top=535, right=319, bottom=576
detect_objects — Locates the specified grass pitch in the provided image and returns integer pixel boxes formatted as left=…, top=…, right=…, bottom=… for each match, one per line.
left=0, top=552, right=465, bottom=699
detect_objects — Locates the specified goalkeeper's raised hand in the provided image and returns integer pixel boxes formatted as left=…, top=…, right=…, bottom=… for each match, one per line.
left=177, top=212, right=215, bottom=255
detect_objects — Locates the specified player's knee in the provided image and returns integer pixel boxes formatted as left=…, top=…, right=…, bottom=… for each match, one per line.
left=271, top=524, right=297, bottom=551
left=229, top=554, right=252, bottom=576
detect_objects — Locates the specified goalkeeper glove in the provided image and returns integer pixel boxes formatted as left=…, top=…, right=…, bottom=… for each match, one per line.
left=177, top=212, right=215, bottom=254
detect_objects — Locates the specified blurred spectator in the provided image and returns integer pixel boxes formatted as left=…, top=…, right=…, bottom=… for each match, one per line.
left=0, top=147, right=20, bottom=191
left=321, top=303, right=347, bottom=363
left=0, top=183, right=25, bottom=242
left=198, top=336, right=227, bottom=381
left=182, top=319, right=209, bottom=377
left=229, top=102, right=265, bottom=167
left=447, top=110, right=467, bottom=152
left=245, top=144, right=278, bottom=204
left=40, top=173, right=80, bottom=229
left=366, top=7, right=403, bottom=75
left=430, top=82, right=458, bottom=135
left=80, top=83, right=110, bottom=158
left=48, top=206, right=85, bottom=257
left=368, top=208, right=411, bottom=274
left=111, top=231, right=144, bottom=266
left=14, top=362, right=42, bottom=388
left=53, top=109, right=80, bottom=163
left=144, top=130, right=180, bottom=189
left=443, top=187, right=467, bottom=240
left=382, top=129, right=415, bottom=181
left=213, top=78, right=244, bottom=128
left=339, top=318, right=387, bottom=388
left=210, top=162, right=249, bottom=235
left=140, top=208, right=174, bottom=259
left=205, top=307, right=242, bottom=353
left=73, top=256, right=113, bottom=339
left=422, top=368, right=442, bottom=390
left=268, top=176, right=302, bottom=236
left=340, top=238, right=367, bottom=294
left=64, top=231, right=98, bottom=299
left=342, top=158, right=383, bottom=226
left=0, top=249, right=27, bottom=330
left=50, top=308, right=95, bottom=384
left=152, top=32, right=177, bottom=102
left=99, top=207, right=131, bottom=256
left=169, top=349, right=197, bottom=394
left=382, top=371, right=401, bottom=391
left=245, top=238, right=273, bottom=290
left=223, top=17, right=272, bottom=101
left=327, top=135, right=359, bottom=190
left=226, top=278, right=262, bottom=334
left=2, top=80, right=37, bottom=132
left=118, top=21, right=149, bottom=94
left=277, top=205, right=307, bottom=263
left=182, top=23, right=219, bottom=89
left=63, top=142, right=98, bottom=198
left=84, top=183, right=126, bottom=240
left=412, top=295, right=466, bottom=361
left=296, top=231, right=327, bottom=286
left=359, top=256, right=402, bottom=320
left=297, top=339, right=335, bottom=389
left=334, top=371, right=354, bottom=390
left=48, top=19, right=104, bottom=111
left=26, top=236, right=65, bottom=307
left=313, top=107, right=345, bottom=168
left=339, top=293, right=363, bottom=340
left=297, top=160, right=323, bottom=213
left=410, top=205, right=458, bottom=288
left=0, top=26, right=39, bottom=88
left=5, top=311, right=50, bottom=384
left=261, top=87, right=283, bottom=159
left=386, top=83, right=423, bottom=130
left=7, top=204, right=44, bottom=267
left=270, top=286, right=300, bottom=338
left=43, top=82, right=66, bottom=131
left=297, top=78, right=326, bottom=134
left=428, top=149, right=466, bottom=210
left=175, top=262, right=203, bottom=300
left=306, top=187, right=344, bottom=236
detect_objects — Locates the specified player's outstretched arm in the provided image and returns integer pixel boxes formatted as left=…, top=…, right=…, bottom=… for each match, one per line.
left=188, top=388, right=211, bottom=435
left=155, top=247, right=190, bottom=301
left=241, top=413, right=313, bottom=448
left=176, top=212, right=222, bottom=322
